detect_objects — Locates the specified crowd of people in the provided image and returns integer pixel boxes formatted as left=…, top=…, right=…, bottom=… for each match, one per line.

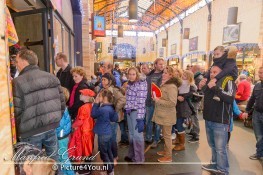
left=9, top=45, right=263, bottom=175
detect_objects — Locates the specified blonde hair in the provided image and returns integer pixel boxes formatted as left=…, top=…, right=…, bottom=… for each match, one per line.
left=183, top=70, right=194, bottom=85
left=23, top=158, right=56, bottom=175
left=71, top=66, right=87, bottom=79
left=127, top=67, right=140, bottom=82
left=61, top=86, right=70, bottom=102
left=173, top=67, right=183, bottom=78
left=154, top=58, right=164, bottom=66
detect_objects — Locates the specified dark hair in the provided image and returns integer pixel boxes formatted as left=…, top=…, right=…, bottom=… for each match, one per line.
left=17, top=49, right=38, bottom=65
left=101, top=89, right=114, bottom=103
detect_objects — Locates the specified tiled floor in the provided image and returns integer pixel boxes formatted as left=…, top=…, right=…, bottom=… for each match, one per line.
left=110, top=115, right=263, bottom=175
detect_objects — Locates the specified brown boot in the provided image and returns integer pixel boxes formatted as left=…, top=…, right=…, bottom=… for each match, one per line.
left=173, top=133, right=185, bottom=151
left=157, top=156, right=172, bottom=162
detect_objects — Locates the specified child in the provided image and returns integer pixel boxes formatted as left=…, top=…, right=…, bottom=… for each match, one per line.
left=174, top=70, right=197, bottom=150
left=91, top=89, right=118, bottom=175
left=68, top=89, right=96, bottom=175
left=56, top=87, right=75, bottom=175
left=204, top=46, right=238, bottom=101
left=23, top=159, right=56, bottom=175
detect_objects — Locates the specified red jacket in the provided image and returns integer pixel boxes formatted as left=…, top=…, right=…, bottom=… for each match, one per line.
left=235, top=80, right=251, bottom=101
left=68, top=103, right=94, bottom=158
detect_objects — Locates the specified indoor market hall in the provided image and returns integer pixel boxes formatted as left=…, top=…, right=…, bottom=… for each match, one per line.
left=0, top=0, right=263, bottom=175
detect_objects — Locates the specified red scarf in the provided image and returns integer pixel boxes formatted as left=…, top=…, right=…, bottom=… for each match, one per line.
left=69, top=83, right=79, bottom=107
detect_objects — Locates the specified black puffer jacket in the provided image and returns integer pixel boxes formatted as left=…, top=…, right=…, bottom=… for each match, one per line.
left=56, top=64, right=75, bottom=93
left=12, top=65, right=65, bottom=139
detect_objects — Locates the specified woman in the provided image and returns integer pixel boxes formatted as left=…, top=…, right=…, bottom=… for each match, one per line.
left=68, top=66, right=94, bottom=121
left=101, top=73, right=126, bottom=165
left=174, top=70, right=196, bottom=151
left=152, top=66, right=182, bottom=162
left=124, top=67, right=147, bottom=163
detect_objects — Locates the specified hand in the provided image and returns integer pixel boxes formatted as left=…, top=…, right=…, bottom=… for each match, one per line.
left=242, top=112, right=248, bottom=120
left=208, top=79, right=216, bottom=89
left=152, top=96, right=159, bottom=102
left=178, top=96, right=184, bottom=102
left=95, top=92, right=101, bottom=103
left=199, top=78, right=207, bottom=89
left=135, top=119, right=144, bottom=133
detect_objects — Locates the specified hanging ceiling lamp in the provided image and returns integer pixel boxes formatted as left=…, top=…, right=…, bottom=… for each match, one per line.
left=129, top=0, right=138, bottom=22
left=118, top=25, right=124, bottom=37
left=227, top=7, right=238, bottom=26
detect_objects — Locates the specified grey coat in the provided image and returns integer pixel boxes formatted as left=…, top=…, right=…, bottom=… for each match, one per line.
left=12, top=65, right=65, bottom=139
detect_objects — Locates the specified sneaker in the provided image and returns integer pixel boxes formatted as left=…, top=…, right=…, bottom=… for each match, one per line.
left=213, top=96, right=220, bottom=101
left=145, top=140, right=153, bottom=144
left=201, top=164, right=218, bottom=173
left=124, top=156, right=133, bottom=162
left=188, top=137, right=199, bottom=143
left=157, top=156, right=172, bottom=163
left=186, top=132, right=194, bottom=137
left=151, top=141, right=158, bottom=148
left=157, top=151, right=165, bottom=156
left=249, top=153, right=261, bottom=160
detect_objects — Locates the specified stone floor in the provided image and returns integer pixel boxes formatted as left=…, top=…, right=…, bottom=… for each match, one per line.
left=91, top=114, right=263, bottom=175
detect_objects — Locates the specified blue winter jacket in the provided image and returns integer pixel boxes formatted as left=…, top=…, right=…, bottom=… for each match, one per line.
left=91, top=103, right=118, bottom=135
left=56, top=108, right=72, bottom=139
left=113, top=70, right=122, bottom=87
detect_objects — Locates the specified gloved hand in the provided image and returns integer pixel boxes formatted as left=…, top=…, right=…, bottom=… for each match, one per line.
left=135, top=119, right=144, bottom=133
left=125, top=109, right=131, bottom=115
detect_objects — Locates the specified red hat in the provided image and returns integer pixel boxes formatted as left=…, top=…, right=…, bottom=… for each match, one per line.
left=79, top=89, right=96, bottom=97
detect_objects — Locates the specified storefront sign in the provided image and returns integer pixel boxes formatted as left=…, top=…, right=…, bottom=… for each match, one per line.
left=93, top=16, right=106, bottom=37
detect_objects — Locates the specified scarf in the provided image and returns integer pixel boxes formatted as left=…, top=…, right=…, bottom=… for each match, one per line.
left=178, top=80, right=190, bottom=94
left=69, top=83, right=79, bottom=108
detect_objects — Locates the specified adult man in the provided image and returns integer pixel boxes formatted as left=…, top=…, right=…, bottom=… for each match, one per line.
left=13, top=49, right=65, bottom=165
left=242, top=67, right=263, bottom=160
left=103, top=62, right=122, bottom=87
left=55, top=52, right=75, bottom=93
left=141, top=63, right=150, bottom=76
left=188, top=65, right=203, bottom=143
left=200, top=66, right=236, bottom=175
left=235, top=74, right=251, bottom=104
left=145, top=58, right=164, bottom=148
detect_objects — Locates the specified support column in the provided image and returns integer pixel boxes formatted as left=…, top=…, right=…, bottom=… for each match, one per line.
left=165, top=28, right=169, bottom=63
left=259, top=1, right=263, bottom=67
left=179, top=20, right=183, bottom=69
left=206, top=2, right=212, bottom=70
left=82, top=0, right=95, bottom=79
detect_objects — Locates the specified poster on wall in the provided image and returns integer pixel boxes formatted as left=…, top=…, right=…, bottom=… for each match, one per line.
left=171, top=43, right=177, bottom=55
left=162, top=39, right=167, bottom=47
left=93, top=16, right=106, bottom=37
left=222, top=23, right=241, bottom=44
left=95, top=42, right=102, bottom=53
left=159, top=48, right=164, bottom=57
left=189, top=36, right=198, bottom=51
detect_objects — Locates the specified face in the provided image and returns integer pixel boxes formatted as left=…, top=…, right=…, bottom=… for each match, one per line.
left=155, top=60, right=165, bottom=72
left=128, top=69, right=137, bottom=82
left=141, top=65, right=149, bottom=75
left=258, top=68, right=263, bottom=81
left=101, top=77, right=110, bottom=88
left=80, top=94, right=89, bottom=102
left=102, top=63, right=111, bottom=74
left=213, top=49, right=224, bottom=59
left=15, top=54, right=28, bottom=72
left=72, top=72, right=83, bottom=84
left=182, top=73, right=187, bottom=80
left=55, top=55, right=62, bottom=67
left=210, top=66, right=222, bottom=79
left=162, top=69, right=172, bottom=81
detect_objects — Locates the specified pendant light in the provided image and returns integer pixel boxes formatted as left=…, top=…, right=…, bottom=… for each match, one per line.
left=129, top=0, right=138, bottom=22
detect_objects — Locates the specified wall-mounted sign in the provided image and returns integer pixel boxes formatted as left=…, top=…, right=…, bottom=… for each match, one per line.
left=189, top=36, right=198, bottom=51
left=170, top=43, right=177, bottom=55
left=93, top=16, right=106, bottom=37
left=95, top=42, right=102, bottom=53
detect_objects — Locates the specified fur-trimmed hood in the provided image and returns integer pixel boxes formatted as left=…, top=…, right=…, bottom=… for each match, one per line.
left=163, top=77, right=182, bottom=87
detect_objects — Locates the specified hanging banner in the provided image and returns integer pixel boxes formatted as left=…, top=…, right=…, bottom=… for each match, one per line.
left=5, top=7, right=18, bottom=46
left=93, top=16, right=106, bottom=37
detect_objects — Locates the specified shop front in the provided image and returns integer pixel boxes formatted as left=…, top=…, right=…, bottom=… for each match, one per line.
left=182, top=51, right=207, bottom=69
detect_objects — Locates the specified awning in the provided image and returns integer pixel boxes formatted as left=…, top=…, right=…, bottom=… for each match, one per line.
left=165, top=54, right=180, bottom=61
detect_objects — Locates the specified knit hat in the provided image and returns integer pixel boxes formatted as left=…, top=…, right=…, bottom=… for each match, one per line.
left=79, top=89, right=96, bottom=97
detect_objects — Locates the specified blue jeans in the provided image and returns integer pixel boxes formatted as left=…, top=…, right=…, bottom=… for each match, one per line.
left=20, top=129, right=62, bottom=175
left=205, top=120, right=229, bottom=174
left=145, top=105, right=161, bottom=142
left=127, top=110, right=145, bottom=162
left=111, top=122, right=118, bottom=158
left=175, top=117, right=185, bottom=133
left=119, top=113, right=129, bottom=143
left=252, top=110, right=263, bottom=157
left=98, top=134, right=114, bottom=173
